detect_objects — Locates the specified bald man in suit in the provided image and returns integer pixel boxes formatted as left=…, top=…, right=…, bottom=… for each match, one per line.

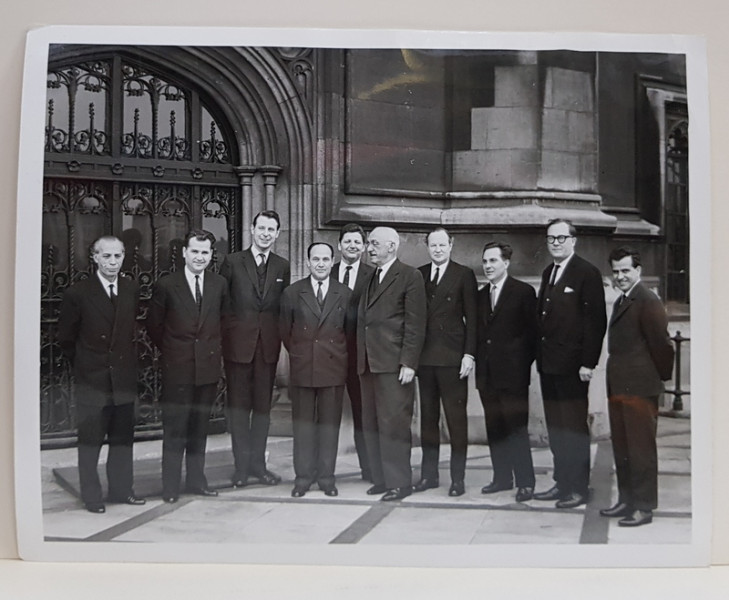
left=57, top=236, right=145, bottom=513
left=358, top=226, right=427, bottom=501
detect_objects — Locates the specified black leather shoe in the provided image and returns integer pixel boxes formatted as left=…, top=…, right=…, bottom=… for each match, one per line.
left=162, top=495, right=178, bottom=504
left=481, top=481, right=513, bottom=494
left=366, top=484, right=387, bottom=495
left=412, top=478, right=439, bottom=493
left=322, top=487, right=339, bottom=497
left=291, top=487, right=307, bottom=498
left=186, top=487, right=219, bottom=497
left=253, top=470, right=281, bottom=486
left=381, top=487, right=412, bottom=501
left=600, top=502, right=632, bottom=518
left=108, top=495, right=146, bottom=506
left=515, top=487, right=534, bottom=502
left=448, top=481, right=465, bottom=497
left=85, top=503, right=105, bottom=514
left=555, top=492, right=587, bottom=509
left=618, top=510, right=653, bottom=527
left=533, top=485, right=565, bottom=501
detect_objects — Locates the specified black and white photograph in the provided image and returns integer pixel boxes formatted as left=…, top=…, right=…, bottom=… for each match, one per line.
left=14, top=27, right=710, bottom=567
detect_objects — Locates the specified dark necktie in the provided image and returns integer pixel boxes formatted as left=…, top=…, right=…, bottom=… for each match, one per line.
left=490, top=284, right=497, bottom=311
left=432, top=266, right=440, bottom=284
left=549, top=264, right=560, bottom=287
left=109, top=283, right=117, bottom=309
left=316, top=281, right=324, bottom=308
left=370, top=268, right=382, bottom=294
left=343, top=265, right=352, bottom=287
left=256, top=253, right=267, bottom=288
left=195, top=275, right=202, bottom=310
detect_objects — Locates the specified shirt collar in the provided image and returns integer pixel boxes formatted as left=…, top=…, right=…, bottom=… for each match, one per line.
left=251, top=245, right=271, bottom=261
left=430, top=260, right=449, bottom=276
left=310, top=276, right=330, bottom=294
left=184, top=266, right=204, bottom=286
left=96, top=270, right=118, bottom=290
left=377, top=257, right=397, bottom=278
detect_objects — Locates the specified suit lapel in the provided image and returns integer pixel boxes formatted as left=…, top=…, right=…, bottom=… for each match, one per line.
left=319, top=285, right=341, bottom=323
left=610, top=286, right=637, bottom=325
left=198, top=272, right=216, bottom=329
left=242, top=249, right=261, bottom=295
left=173, top=271, right=200, bottom=322
left=429, top=262, right=456, bottom=312
left=489, top=276, right=512, bottom=320
left=367, top=261, right=398, bottom=307
left=299, top=283, right=321, bottom=319
left=262, top=254, right=278, bottom=299
left=89, top=275, right=116, bottom=328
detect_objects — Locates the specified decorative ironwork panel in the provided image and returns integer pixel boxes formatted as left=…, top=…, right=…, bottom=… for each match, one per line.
left=46, top=62, right=111, bottom=156
left=121, top=63, right=190, bottom=160
left=200, top=107, right=231, bottom=164
left=665, top=113, right=689, bottom=304
left=41, top=179, right=111, bottom=436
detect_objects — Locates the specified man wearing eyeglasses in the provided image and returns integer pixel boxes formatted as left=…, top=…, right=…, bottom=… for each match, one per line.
left=534, top=219, right=607, bottom=509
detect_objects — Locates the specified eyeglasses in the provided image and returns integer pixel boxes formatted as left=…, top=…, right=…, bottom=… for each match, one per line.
left=546, top=235, right=574, bottom=244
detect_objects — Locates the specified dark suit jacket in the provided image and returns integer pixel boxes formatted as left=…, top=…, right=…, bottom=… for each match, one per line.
left=280, top=277, right=353, bottom=388
left=57, top=275, right=140, bottom=406
left=476, top=276, right=537, bottom=391
left=147, top=270, right=230, bottom=387
left=219, top=248, right=290, bottom=364
left=606, top=282, right=674, bottom=397
left=536, top=254, right=607, bottom=375
left=333, top=260, right=375, bottom=359
left=357, top=259, right=427, bottom=374
left=417, top=261, right=478, bottom=367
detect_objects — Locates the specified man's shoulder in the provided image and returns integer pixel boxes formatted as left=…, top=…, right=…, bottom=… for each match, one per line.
left=329, top=278, right=353, bottom=296
left=571, top=254, right=602, bottom=276
left=358, top=262, right=375, bottom=275
left=268, top=251, right=290, bottom=268
left=507, top=275, right=535, bottom=294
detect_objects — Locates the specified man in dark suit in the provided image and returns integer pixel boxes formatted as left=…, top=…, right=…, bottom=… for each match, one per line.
left=280, top=242, right=352, bottom=498
left=147, top=229, right=230, bottom=503
left=534, top=218, right=607, bottom=509
left=413, top=227, right=477, bottom=497
left=358, top=226, right=427, bottom=501
left=333, top=223, right=375, bottom=482
left=220, top=210, right=290, bottom=488
left=599, top=247, right=674, bottom=527
left=57, top=235, right=145, bottom=513
left=476, top=242, right=537, bottom=503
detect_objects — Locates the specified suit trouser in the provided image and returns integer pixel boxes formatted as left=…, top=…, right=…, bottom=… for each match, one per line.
left=161, top=383, right=217, bottom=496
left=290, top=385, right=344, bottom=490
left=77, top=401, right=135, bottom=504
left=345, top=358, right=371, bottom=479
left=478, top=384, right=535, bottom=488
left=417, top=365, right=468, bottom=483
left=608, top=394, right=659, bottom=510
left=225, top=342, right=277, bottom=479
left=359, top=369, right=415, bottom=490
left=539, top=372, right=591, bottom=496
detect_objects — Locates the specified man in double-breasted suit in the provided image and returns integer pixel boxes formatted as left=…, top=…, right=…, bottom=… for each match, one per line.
left=147, top=229, right=230, bottom=503
left=358, top=226, right=427, bottom=501
left=414, top=227, right=477, bottom=497
left=280, top=242, right=353, bottom=498
left=333, top=223, right=375, bottom=482
left=535, top=219, right=607, bottom=509
left=219, top=210, right=290, bottom=488
left=57, top=235, right=145, bottom=513
left=476, top=242, right=537, bottom=503
left=599, top=246, right=674, bottom=527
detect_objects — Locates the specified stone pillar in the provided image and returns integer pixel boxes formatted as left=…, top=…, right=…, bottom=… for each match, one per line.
left=260, top=165, right=283, bottom=211
left=234, top=166, right=256, bottom=249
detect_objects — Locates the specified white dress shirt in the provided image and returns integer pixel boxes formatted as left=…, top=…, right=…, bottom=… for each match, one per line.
left=338, top=260, right=360, bottom=290
left=184, top=267, right=205, bottom=301
left=97, top=271, right=119, bottom=298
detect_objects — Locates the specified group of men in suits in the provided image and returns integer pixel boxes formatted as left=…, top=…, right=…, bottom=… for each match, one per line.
left=58, top=215, right=674, bottom=527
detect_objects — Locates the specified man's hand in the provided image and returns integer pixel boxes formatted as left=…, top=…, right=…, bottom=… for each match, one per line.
left=399, top=366, right=416, bottom=385
left=579, top=366, right=594, bottom=382
left=459, top=355, right=475, bottom=379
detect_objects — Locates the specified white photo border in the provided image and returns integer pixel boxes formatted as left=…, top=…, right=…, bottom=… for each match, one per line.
left=15, top=25, right=712, bottom=567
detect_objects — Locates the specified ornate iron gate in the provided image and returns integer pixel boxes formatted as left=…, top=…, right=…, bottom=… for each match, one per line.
left=41, top=52, right=240, bottom=443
